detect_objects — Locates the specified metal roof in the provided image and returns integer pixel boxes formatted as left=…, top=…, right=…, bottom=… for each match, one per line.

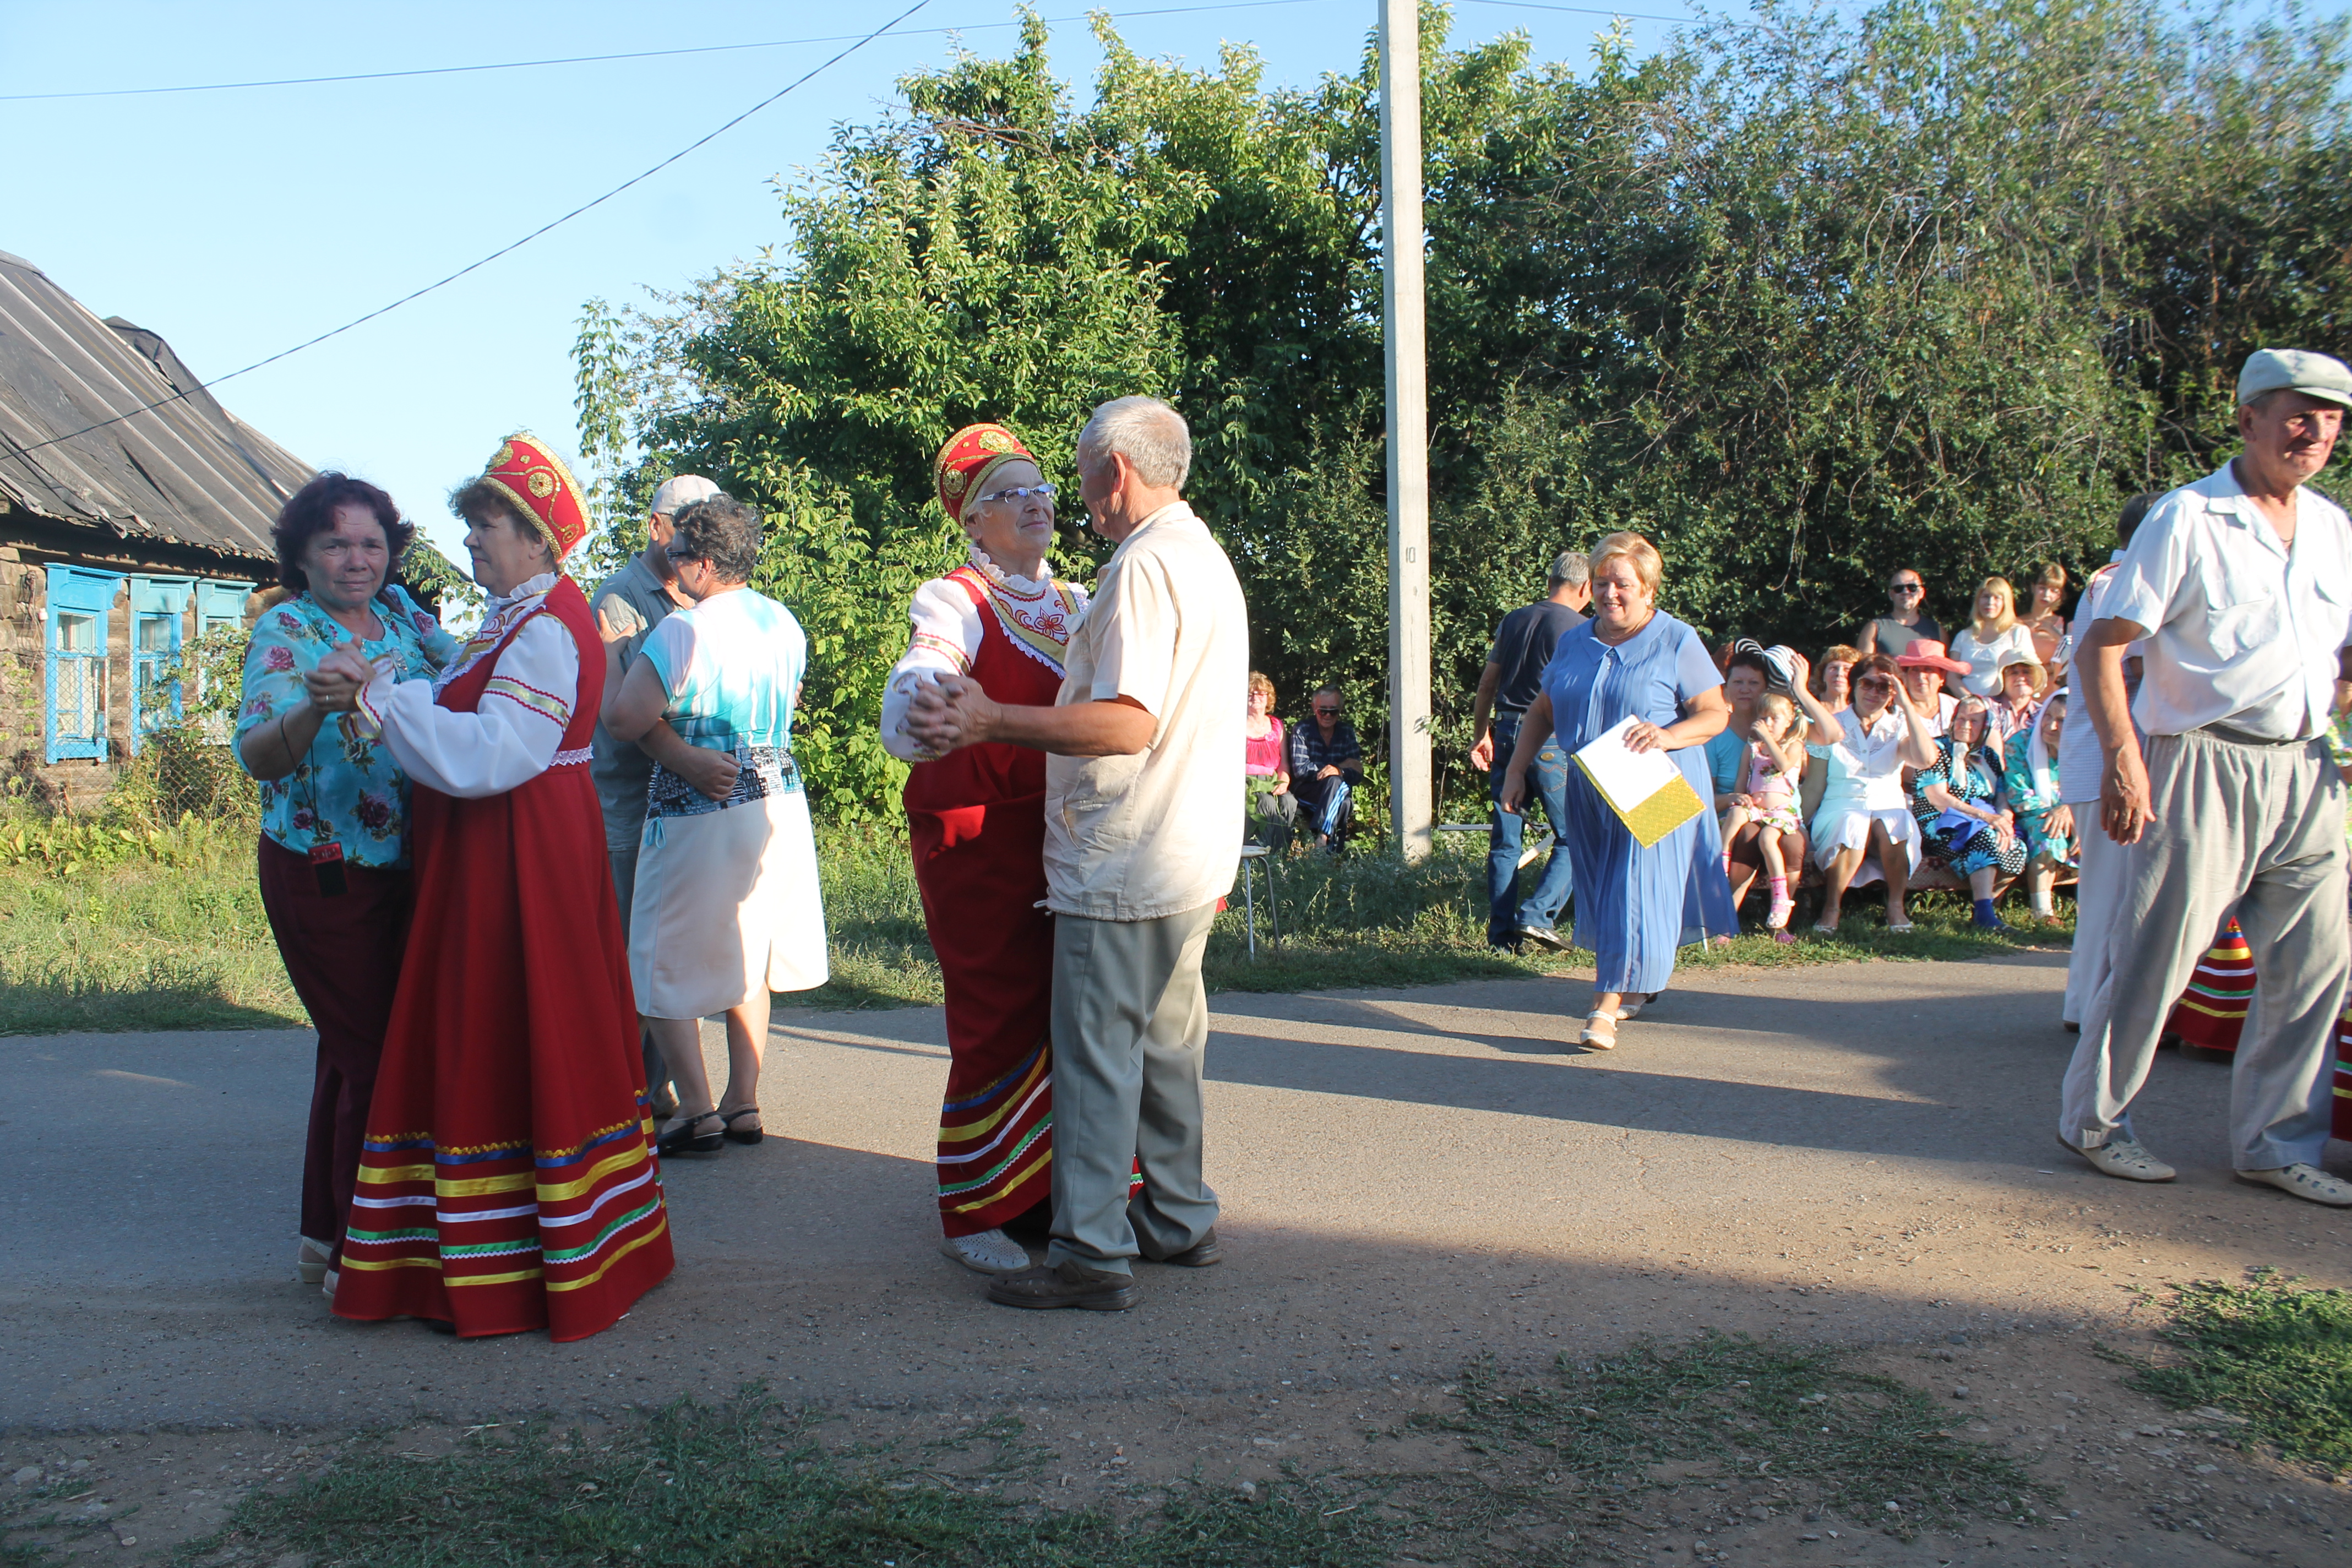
left=0, top=250, right=308, bottom=563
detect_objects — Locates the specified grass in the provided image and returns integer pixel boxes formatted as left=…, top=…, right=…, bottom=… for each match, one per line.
left=0, top=802, right=2070, bottom=1033
left=2103, top=1268, right=2352, bottom=1474
left=173, top=1391, right=1388, bottom=1568
left=1410, top=1333, right=2060, bottom=1549
left=118, top=1336, right=2055, bottom=1568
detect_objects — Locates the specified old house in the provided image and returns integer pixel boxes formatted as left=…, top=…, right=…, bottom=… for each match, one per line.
left=0, top=249, right=308, bottom=800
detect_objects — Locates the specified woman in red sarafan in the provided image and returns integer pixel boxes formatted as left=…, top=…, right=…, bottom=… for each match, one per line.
left=317, top=433, right=673, bottom=1339
left=879, top=422, right=1096, bottom=1277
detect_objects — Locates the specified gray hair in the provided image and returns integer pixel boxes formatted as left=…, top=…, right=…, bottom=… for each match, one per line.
left=1548, top=550, right=1589, bottom=590
left=1079, top=396, right=1191, bottom=490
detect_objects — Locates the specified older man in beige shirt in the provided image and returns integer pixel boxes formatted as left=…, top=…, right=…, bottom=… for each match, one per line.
left=910, top=395, right=1249, bottom=1310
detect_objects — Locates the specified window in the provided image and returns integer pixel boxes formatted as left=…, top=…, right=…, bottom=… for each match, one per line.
left=45, top=567, right=122, bottom=763
left=127, top=576, right=194, bottom=752
left=191, top=580, right=253, bottom=743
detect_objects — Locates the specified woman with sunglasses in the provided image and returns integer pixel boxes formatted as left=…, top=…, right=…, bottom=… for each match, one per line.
left=879, top=423, right=1088, bottom=1276
left=1792, top=650, right=1938, bottom=934
left=1855, top=568, right=1941, bottom=659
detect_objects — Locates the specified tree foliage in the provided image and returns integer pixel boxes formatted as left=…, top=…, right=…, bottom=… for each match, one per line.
left=578, top=0, right=2350, bottom=820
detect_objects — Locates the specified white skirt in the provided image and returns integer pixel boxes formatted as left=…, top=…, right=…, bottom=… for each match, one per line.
left=628, top=790, right=829, bottom=1019
left=1810, top=803, right=1920, bottom=888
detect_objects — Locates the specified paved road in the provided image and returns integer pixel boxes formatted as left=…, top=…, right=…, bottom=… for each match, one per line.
left=7, top=949, right=2344, bottom=1430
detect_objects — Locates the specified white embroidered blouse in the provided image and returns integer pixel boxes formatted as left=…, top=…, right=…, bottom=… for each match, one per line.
left=878, top=549, right=1088, bottom=763
left=352, top=571, right=580, bottom=798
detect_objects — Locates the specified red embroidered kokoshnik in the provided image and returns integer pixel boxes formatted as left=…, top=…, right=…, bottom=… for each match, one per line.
left=334, top=578, right=673, bottom=1338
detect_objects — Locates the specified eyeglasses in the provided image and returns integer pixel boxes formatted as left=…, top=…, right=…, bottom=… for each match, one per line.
left=1855, top=677, right=1897, bottom=691
left=1314, top=705, right=1341, bottom=716
left=1890, top=582, right=1924, bottom=595
left=663, top=544, right=705, bottom=564
left=976, top=483, right=1057, bottom=506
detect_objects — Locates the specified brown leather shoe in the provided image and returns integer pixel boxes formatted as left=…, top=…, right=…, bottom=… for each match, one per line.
left=986, top=1261, right=1139, bottom=1311
left=1144, top=1229, right=1223, bottom=1267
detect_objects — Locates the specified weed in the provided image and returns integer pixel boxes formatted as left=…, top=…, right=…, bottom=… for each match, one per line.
left=2102, top=1269, right=2352, bottom=1473
left=1412, top=1335, right=2059, bottom=1544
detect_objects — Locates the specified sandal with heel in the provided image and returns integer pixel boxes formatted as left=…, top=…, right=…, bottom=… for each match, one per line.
left=719, top=1107, right=764, bottom=1146
left=656, top=1110, right=725, bottom=1156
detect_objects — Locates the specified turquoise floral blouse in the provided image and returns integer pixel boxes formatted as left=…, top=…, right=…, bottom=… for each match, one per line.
left=235, top=586, right=459, bottom=869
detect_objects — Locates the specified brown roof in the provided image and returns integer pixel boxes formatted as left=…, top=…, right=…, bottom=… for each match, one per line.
left=0, top=250, right=309, bottom=564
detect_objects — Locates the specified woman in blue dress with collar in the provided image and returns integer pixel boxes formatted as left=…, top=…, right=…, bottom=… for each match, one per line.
left=1501, top=532, right=1732, bottom=1048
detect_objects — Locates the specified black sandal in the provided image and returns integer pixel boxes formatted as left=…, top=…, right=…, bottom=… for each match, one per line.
left=719, top=1107, right=764, bottom=1146
left=657, top=1110, right=725, bottom=1156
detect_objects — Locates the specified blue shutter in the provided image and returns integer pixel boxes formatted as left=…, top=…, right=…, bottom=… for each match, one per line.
left=45, top=567, right=122, bottom=764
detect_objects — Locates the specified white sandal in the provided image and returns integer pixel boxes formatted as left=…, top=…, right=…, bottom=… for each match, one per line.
left=940, top=1228, right=1033, bottom=1274
left=1579, top=1010, right=1620, bottom=1049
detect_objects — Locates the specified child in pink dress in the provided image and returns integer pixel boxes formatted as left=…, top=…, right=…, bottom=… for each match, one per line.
left=1719, top=693, right=1807, bottom=930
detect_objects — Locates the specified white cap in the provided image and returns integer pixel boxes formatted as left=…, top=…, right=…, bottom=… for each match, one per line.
left=2236, top=349, right=2352, bottom=411
left=649, top=475, right=721, bottom=518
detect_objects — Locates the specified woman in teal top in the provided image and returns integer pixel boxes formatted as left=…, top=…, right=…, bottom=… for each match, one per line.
left=602, top=494, right=830, bottom=1155
left=233, top=473, right=457, bottom=1293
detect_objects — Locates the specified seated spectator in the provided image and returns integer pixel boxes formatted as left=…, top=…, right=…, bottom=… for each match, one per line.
left=1791, top=651, right=1936, bottom=934
left=2003, top=692, right=2073, bottom=926
left=1909, top=695, right=2024, bottom=932
left=2018, top=562, right=2069, bottom=676
left=1948, top=576, right=2037, bottom=697
left=1893, top=640, right=1966, bottom=737
left=1718, top=692, right=1807, bottom=932
left=1986, top=652, right=2046, bottom=743
left=1810, top=644, right=1860, bottom=718
left=1287, top=684, right=1363, bottom=852
left=1856, top=568, right=1941, bottom=658
left=1244, top=671, right=1297, bottom=851
left=1705, top=647, right=1774, bottom=908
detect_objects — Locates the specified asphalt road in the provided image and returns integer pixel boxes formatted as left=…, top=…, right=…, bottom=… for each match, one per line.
left=8, top=949, right=2345, bottom=1431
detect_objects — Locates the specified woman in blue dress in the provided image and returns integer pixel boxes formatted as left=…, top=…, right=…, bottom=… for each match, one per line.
left=1501, top=532, right=1731, bottom=1048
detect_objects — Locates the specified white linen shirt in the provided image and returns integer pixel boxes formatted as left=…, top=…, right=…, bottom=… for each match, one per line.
left=878, top=560, right=1087, bottom=764
left=1825, top=704, right=1912, bottom=812
left=1043, top=502, right=1249, bottom=922
left=2102, top=462, right=2352, bottom=740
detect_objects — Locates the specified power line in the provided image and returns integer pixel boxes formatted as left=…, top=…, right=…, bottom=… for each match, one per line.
left=0, top=0, right=1324, bottom=102
left=10, top=1, right=937, bottom=460
left=0, top=0, right=1713, bottom=104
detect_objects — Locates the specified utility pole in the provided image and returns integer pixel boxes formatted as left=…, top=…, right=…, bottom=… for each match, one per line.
left=1379, top=0, right=1433, bottom=861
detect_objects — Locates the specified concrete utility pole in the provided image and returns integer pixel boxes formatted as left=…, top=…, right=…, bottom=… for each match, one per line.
left=1379, top=0, right=1433, bottom=861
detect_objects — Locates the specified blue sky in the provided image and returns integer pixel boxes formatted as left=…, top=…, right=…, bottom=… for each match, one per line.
left=4, top=1, right=1709, bottom=564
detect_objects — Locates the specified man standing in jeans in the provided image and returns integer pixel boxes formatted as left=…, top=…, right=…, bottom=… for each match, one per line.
left=1468, top=551, right=1589, bottom=950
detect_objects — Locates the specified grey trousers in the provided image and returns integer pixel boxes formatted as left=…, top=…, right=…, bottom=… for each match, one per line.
left=2061, top=823, right=2128, bottom=1028
left=2057, top=731, right=2348, bottom=1170
left=1047, top=901, right=1221, bottom=1276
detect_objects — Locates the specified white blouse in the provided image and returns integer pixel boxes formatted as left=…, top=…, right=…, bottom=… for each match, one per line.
left=352, top=572, right=579, bottom=798
left=1948, top=623, right=2037, bottom=697
left=878, top=553, right=1086, bottom=763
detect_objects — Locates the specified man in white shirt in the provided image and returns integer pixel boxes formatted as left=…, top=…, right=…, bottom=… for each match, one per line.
left=2058, top=349, right=2352, bottom=1206
left=2056, top=493, right=2155, bottom=1031
left=910, top=396, right=1249, bottom=1308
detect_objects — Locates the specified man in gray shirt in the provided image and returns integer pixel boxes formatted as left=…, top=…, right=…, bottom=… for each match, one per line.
left=589, top=475, right=731, bottom=1112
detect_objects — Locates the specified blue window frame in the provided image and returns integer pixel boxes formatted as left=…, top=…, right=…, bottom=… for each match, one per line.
left=191, top=580, right=254, bottom=742
left=128, top=576, right=195, bottom=752
left=45, top=567, right=122, bottom=764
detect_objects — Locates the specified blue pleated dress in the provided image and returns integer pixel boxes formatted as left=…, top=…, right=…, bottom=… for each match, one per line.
left=1540, top=611, right=1732, bottom=995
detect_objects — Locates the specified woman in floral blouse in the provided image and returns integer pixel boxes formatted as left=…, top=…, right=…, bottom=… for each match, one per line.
left=235, top=472, right=455, bottom=1295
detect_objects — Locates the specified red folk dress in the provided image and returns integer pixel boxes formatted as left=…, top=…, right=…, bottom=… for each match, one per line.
left=900, top=564, right=1084, bottom=1237
left=2161, top=917, right=2352, bottom=1139
left=335, top=576, right=674, bottom=1338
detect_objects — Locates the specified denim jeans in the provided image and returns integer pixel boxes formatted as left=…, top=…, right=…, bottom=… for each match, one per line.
left=1488, top=711, right=1575, bottom=944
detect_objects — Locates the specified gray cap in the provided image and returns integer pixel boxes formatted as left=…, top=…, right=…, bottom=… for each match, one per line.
left=2236, top=349, right=2352, bottom=411
left=649, top=474, right=721, bottom=518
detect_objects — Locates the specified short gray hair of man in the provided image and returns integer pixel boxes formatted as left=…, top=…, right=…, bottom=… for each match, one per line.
left=1079, top=396, right=1191, bottom=490
left=1548, top=551, right=1589, bottom=590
